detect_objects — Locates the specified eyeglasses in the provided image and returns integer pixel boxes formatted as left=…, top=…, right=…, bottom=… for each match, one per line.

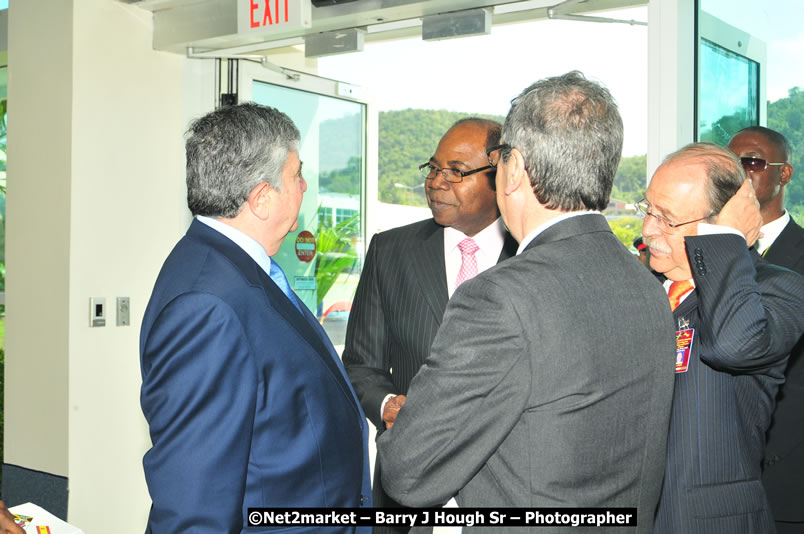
left=740, top=157, right=786, bottom=173
left=634, top=198, right=713, bottom=234
left=486, top=143, right=512, bottom=167
left=418, top=162, right=494, bottom=183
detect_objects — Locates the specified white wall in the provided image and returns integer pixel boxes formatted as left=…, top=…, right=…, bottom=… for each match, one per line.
left=6, top=0, right=73, bottom=480
left=647, top=0, right=695, bottom=178
left=6, top=0, right=214, bottom=531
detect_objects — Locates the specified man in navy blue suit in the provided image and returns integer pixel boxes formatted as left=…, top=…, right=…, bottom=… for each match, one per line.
left=140, top=103, right=372, bottom=533
left=641, top=142, right=804, bottom=533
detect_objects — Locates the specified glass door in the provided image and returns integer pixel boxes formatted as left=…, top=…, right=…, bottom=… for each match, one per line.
left=238, top=62, right=373, bottom=348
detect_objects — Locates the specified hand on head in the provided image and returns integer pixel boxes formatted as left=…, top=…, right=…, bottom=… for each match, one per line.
left=714, top=179, right=763, bottom=247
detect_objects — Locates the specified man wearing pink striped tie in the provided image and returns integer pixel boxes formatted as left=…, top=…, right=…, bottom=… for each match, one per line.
left=343, top=118, right=518, bottom=534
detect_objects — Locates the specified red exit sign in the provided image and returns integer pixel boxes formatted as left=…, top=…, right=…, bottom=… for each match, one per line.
left=238, top=0, right=312, bottom=34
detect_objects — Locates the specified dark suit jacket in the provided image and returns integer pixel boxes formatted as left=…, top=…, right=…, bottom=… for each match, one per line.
left=342, top=218, right=516, bottom=519
left=140, top=219, right=372, bottom=533
left=654, top=234, right=804, bottom=534
left=764, top=217, right=804, bottom=274
left=378, top=214, right=676, bottom=534
left=762, top=217, right=804, bottom=522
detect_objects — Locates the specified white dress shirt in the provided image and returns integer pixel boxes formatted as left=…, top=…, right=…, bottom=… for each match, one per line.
left=756, top=211, right=790, bottom=256
left=196, top=216, right=275, bottom=277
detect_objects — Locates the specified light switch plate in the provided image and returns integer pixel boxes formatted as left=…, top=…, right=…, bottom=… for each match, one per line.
left=116, top=297, right=130, bottom=326
left=90, top=297, right=106, bottom=327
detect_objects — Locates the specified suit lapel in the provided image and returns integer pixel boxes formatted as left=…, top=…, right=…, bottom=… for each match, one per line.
left=187, top=220, right=359, bottom=414
left=656, top=269, right=698, bottom=330
left=673, top=291, right=697, bottom=329
left=764, top=219, right=804, bottom=269
left=410, top=220, right=450, bottom=323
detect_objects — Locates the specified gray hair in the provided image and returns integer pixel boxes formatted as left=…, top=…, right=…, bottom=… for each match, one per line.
left=186, top=102, right=300, bottom=218
left=501, top=71, right=623, bottom=211
left=662, top=142, right=745, bottom=215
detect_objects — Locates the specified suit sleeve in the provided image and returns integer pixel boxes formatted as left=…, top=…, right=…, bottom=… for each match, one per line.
left=343, top=234, right=398, bottom=429
left=141, top=292, right=257, bottom=533
left=376, top=277, right=529, bottom=506
left=687, top=234, right=804, bottom=373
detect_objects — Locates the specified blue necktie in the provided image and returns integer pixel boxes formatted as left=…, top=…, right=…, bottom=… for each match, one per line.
left=269, top=260, right=302, bottom=313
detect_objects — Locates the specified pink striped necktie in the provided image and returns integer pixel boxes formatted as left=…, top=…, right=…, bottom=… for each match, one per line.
left=455, top=237, right=480, bottom=289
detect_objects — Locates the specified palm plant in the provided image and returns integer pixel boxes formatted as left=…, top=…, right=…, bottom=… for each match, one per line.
left=315, top=212, right=359, bottom=311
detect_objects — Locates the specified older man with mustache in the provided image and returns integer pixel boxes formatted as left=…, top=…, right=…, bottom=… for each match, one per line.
left=640, top=142, right=804, bottom=533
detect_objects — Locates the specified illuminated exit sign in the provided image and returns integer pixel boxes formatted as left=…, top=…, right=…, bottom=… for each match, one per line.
left=238, top=0, right=312, bottom=35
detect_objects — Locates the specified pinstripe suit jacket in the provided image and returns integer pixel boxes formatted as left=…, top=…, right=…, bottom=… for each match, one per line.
left=342, top=217, right=517, bottom=513
left=761, top=218, right=804, bottom=522
left=654, top=234, right=804, bottom=534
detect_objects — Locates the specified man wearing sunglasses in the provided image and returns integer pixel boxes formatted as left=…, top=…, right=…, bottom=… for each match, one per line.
left=729, top=126, right=804, bottom=534
left=641, top=142, right=804, bottom=533
left=343, top=118, right=517, bottom=533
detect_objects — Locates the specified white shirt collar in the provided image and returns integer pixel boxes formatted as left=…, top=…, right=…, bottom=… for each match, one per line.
left=756, top=211, right=791, bottom=255
left=516, top=211, right=598, bottom=255
left=443, top=217, right=506, bottom=253
left=196, top=215, right=273, bottom=277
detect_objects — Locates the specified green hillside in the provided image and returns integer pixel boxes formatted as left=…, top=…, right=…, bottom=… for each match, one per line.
left=376, top=108, right=647, bottom=207
left=319, top=113, right=362, bottom=173
left=319, top=89, right=804, bottom=223
left=768, top=87, right=804, bottom=221
left=378, top=109, right=505, bottom=206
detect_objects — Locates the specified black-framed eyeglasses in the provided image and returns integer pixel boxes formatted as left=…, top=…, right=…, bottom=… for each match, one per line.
left=740, top=157, right=786, bottom=173
left=486, top=143, right=512, bottom=167
left=418, top=162, right=494, bottom=183
left=634, top=198, right=713, bottom=234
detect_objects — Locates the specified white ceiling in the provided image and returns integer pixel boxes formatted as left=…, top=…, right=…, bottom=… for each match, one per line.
left=122, top=0, right=645, bottom=54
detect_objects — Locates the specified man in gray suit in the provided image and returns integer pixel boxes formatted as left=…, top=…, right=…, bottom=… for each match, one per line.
left=378, top=71, right=676, bottom=533
left=343, top=118, right=517, bottom=533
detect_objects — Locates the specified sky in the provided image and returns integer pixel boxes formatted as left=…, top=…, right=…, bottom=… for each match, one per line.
left=318, top=4, right=803, bottom=157
left=319, top=7, right=650, bottom=156
left=701, top=0, right=804, bottom=102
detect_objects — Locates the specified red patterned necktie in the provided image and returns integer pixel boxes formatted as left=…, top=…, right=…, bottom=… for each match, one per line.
left=668, top=280, right=694, bottom=312
left=455, top=237, right=480, bottom=289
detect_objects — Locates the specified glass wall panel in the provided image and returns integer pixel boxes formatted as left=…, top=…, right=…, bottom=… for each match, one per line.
left=699, top=0, right=804, bottom=222
left=251, top=81, right=365, bottom=346
left=698, top=38, right=759, bottom=145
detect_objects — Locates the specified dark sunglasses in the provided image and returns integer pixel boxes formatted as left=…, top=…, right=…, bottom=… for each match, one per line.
left=740, top=157, right=786, bottom=172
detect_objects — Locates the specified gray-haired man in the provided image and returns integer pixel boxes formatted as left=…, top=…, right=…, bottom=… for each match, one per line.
left=140, top=103, right=371, bottom=533
left=378, top=72, right=676, bottom=533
